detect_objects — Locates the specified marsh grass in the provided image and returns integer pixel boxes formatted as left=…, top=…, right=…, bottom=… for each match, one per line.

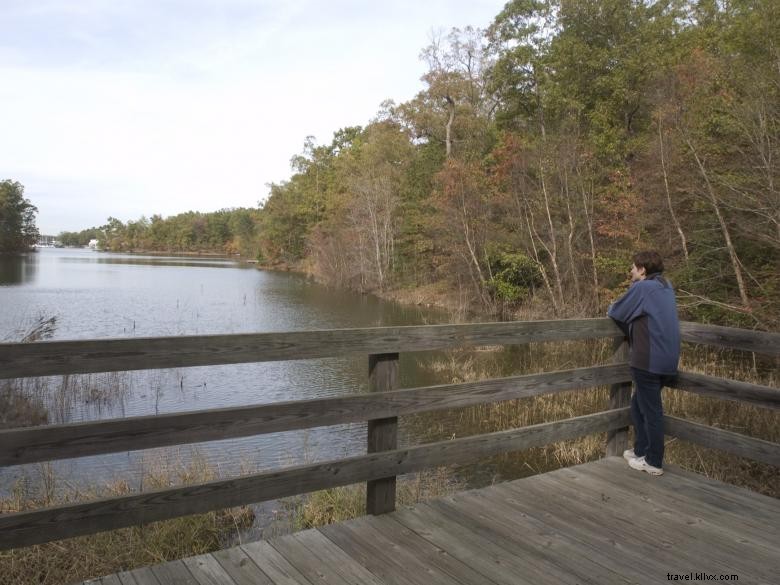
left=417, top=341, right=779, bottom=495
left=0, top=453, right=254, bottom=585
left=272, top=466, right=465, bottom=535
left=268, top=339, right=778, bottom=536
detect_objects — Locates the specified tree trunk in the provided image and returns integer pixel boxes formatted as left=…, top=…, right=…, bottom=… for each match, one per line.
left=685, top=137, right=750, bottom=308
left=562, top=167, right=581, bottom=302
left=445, top=96, right=455, bottom=158
left=658, top=122, right=689, bottom=261
left=576, top=166, right=600, bottom=309
left=539, top=158, right=565, bottom=309
left=524, top=206, right=560, bottom=315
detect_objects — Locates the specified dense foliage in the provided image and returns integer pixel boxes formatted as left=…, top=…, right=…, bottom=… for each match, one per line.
left=0, top=180, right=39, bottom=254
left=59, top=208, right=263, bottom=258
left=64, top=1, right=780, bottom=327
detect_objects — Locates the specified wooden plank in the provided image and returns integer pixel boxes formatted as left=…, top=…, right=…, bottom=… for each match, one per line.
left=0, top=318, right=621, bottom=379
left=389, top=503, right=561, bottom=585
left=239, top=540, right=313, bottom=585
left=268, top=532, right=356, bottom=585
left=606, top=339, right=631, bottom=456
left=0, top=408, right=629, bottom=550
left=211, top=547, right=275, bottom=585
left=482, top=481, right=675, bottom=577
left=292, top=529, right=387, bottom=585
left=563, top=461, right=780, bottom=548
left=119, top=567, right=159, bottom=585
left=651, top=461, right=780, bottom=522
left=182, top=554, right=238, bottom=585
left=318, top=521, right=423, bottom=585
left=367, top=352, right=399, bottom=515
left=679, top=321, right=780, bottom=356
left=100, top=576, right=124, bottom=585
left=536, top=464, right=779, bottom=580
left=457, top=483, right=665, bottom=582
left=150, top=560, right=196, bottom=585
left=426, top=496, right=623, bottom=585
left=342, top=515, right=489, bottom=585
left=0, top=363, right=631, bottom=467
left=664, top=415, right=780, bottom=466
left=358, top=515, right=496, bottom=585
left=497, top=475, right=735, bottom=576
left=670, top=371, right=780, bottom=410
left=573, top=460, right=780, bottom=549
left=589, top=458, right=780, bottom=533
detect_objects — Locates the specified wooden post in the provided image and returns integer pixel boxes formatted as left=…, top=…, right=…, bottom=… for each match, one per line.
left=606, top=338, right=631, bottom=456
left=366, top=352, right=399, bottom=515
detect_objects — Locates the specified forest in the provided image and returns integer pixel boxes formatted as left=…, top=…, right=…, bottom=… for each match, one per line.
left=60, top=1, right=779, bottom=328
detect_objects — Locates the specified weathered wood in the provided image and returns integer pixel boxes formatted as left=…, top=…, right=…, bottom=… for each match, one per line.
left=441, top=486, right=644, bottom=583
left=426, top=497, right=608, bottom=585
left=292, top=529, right=387, bottom=585
left=580, top=458, right=780, bottom=544
left=359, top=514, right=497, bottom=585
left=0, top=363, right=630, bottom=467
left=182, top=554, right=238, bottom=585
left=664, top=415, right=780, bottom=466
left=0, top=408, right=629, bottom=550
left=389, top=503, right=549, bottom=585
left=239, top=540, right=311, bottom=585
left=530, top=469, right=777, bottom=579
left=211, top=547, right=275, bottom=585
left=323, top=516, right=470, bottom=585
left=0, top=318, right=622, bottom=379
left=268, top=533, right=354, bottom=585
left=670, top=370, right=780, bottom=410
left=118, top=568, right=153, bottom=585
left=366, top=352, right=399, bottom=515
left=679, top=321, right=780, bottom=356
left=150, top=559, right=194, bottom=585
left=606, top=338, right=631, bottom=456
left=318, top=520, right=423, bottom=585
left=82, top=458, right=780, bottom=585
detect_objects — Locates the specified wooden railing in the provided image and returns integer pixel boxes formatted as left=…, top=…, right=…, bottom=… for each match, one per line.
left=0, top=318, right=777, bottom=552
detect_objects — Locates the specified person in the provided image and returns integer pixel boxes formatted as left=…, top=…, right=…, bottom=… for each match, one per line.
left=607, top=250, right=680, bottom=476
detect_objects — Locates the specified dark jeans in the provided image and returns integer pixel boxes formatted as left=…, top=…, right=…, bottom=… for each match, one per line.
left=630, top=368, right=675, bottom=469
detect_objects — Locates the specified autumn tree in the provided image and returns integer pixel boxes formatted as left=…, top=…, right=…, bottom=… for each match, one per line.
left=0, top=180, right=39, bottom=254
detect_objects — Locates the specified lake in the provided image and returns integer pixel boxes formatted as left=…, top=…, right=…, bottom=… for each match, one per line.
left=1, top=248, right=473, bottom=515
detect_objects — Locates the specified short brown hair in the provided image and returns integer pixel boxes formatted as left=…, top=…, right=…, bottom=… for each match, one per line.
left=633, top=250, right=664, bottom=274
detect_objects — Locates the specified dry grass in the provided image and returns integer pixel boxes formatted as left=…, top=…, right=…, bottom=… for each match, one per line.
left=272, top=467, right=464, bottom=534
left=0, top=454, right=254, bottom=585
left=413, top=341, right=779, bottom=496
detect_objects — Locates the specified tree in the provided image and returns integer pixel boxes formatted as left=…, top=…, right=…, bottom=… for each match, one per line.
left=0, top=180, right=39, bottom=254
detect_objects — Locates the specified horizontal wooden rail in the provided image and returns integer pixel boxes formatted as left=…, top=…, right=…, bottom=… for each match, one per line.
left=0, top=364, right=631, bottom=467
left=679, top=321, right=780, bottom=356
left=0, top=318, right=621, bottom=379
left=671, top=371, right=780, bottom=410
left=664, top=415, right=780, bottom=467
left=0, top=408, right=630, bottom=550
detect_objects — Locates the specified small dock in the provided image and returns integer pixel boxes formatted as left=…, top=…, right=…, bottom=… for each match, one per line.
left=85, top=458, right=779, bottom=585
left=1, top=318, right=777, bottom=585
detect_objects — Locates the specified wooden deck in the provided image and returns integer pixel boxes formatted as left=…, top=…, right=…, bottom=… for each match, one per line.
left=82, top=457, right=780, bottom=585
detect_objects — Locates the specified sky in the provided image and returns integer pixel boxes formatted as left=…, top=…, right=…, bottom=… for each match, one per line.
left=0, top=0, right=507, bottom=235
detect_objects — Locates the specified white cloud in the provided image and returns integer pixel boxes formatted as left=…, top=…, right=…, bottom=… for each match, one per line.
left=0, top=0, right=505, bottom=234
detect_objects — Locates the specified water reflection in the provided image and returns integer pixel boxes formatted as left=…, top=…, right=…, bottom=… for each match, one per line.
left=59, top=256, right=243, bottom=269
left=0, top=253, right=37, bottom=286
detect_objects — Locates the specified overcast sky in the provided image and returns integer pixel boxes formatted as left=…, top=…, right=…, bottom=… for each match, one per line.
left=1, top=0, right=506, bottom=234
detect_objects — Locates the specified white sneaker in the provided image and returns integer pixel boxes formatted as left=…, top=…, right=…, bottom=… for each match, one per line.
left=628, top=456, right=664, bottom=476
left=623, top=449, right=636, bottom=461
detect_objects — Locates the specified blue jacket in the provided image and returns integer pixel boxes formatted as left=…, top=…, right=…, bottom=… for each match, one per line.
left=607, top=274, right=681, bottom=375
